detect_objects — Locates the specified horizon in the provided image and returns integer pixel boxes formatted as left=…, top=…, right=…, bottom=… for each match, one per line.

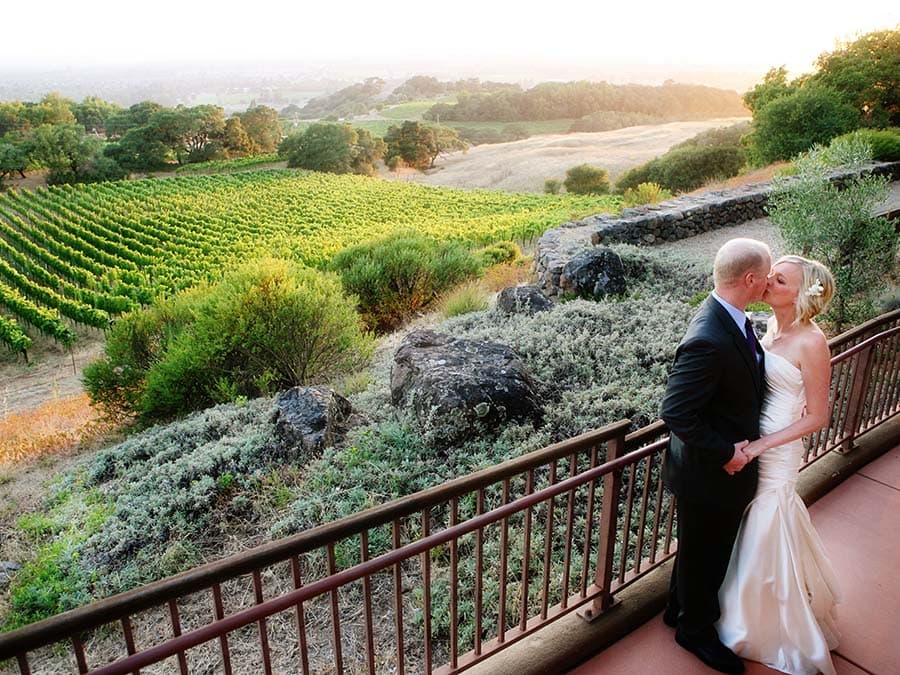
left=2, top=1, right=897, bottom=104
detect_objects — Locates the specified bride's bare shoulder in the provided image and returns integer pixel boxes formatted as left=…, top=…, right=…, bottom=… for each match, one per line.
left=797, top=323, right=830, bottom=362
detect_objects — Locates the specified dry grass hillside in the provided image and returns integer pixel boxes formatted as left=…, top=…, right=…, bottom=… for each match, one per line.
left=384, top=117, right=750, bottom=193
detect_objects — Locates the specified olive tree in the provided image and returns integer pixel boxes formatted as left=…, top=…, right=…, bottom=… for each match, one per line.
left=767, top=136, right=898, bottom=330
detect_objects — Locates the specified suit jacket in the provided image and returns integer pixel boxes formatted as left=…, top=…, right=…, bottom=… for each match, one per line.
left=660, top=295, right=765, bottom=507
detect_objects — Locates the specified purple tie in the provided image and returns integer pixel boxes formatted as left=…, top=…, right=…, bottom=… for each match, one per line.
left=744, top=318, right=761, bottom=363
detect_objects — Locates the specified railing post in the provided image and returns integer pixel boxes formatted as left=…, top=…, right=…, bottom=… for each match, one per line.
left=841, top=345, right=874, bottom=453
left=577, top=430, right=625, bottom=622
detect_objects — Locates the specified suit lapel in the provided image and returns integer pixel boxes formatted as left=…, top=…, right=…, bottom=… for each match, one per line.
left=704, top=297, right=764, bottom=397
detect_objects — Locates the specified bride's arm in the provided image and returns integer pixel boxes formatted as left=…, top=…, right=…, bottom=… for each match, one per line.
left=744, top=330, right=831, bottom=459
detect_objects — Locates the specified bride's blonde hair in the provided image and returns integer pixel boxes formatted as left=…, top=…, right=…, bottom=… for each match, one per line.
left=775, top=255, right=835, bottom=324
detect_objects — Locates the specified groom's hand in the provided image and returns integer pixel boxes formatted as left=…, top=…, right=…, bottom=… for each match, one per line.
left=723, top=440, right=750, bottom=475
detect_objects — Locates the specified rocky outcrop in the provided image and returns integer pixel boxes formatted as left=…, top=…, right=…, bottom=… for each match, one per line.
left=271, top=386, right=353, bottom=455
left=559, top=247, right=626, bottom=299
left=497, top=285, right=553, bottom=314
left=391, top=330, right=542, bottom=447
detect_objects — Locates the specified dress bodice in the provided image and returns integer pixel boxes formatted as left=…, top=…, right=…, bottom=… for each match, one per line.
left=758, top=350, right=807, bottom=491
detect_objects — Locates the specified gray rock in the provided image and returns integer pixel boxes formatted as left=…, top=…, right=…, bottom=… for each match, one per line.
left=559, top=247, right=627, bottom=299
left=391, top=330, right=542, bottom=447
left=497, top=285, right=553, bottom=314
left=0, top=561, right=21, bottom=589
left=271, top=386, right=353, bottom=455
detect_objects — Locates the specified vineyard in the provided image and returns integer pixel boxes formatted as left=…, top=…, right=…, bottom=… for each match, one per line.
left=0, top=169, right=619, bottom=355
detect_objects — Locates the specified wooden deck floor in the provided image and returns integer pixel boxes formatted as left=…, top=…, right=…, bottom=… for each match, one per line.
left=568, top=445, right=900, bottom=675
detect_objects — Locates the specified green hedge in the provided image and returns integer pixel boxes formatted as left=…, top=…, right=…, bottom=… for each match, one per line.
left=329, top=230, right=483, bottom=331
left=617, top=145, right=746, bottom=193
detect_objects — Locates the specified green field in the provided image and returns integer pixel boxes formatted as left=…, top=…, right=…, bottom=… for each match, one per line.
left=380, top=100, right=447, bottom=119
left=0, top=170, right=619, bottom=350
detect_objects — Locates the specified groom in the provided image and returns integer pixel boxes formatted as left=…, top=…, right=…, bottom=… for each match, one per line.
left=660, top=238, right=771, bottom=674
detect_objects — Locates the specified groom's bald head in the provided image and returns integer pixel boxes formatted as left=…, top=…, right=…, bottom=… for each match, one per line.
left=713, top=238, right=771, bottom=288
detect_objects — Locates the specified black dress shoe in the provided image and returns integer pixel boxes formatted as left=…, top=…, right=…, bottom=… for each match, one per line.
left=662, top=605, right=678, bottom=628
left=674, top=631, right=744, bottom=674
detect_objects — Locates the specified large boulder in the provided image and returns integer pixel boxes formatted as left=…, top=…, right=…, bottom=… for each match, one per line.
left=271, top=386, right=353, bottom=455
left=391, top=330, right=542, bottom=447
left=559, top=247, right=626, bottom=299
left=497, top=285, right=553, bottom=315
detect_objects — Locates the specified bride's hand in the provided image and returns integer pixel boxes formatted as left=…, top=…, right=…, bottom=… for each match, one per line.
left=743, top=438, right=767, bottom=460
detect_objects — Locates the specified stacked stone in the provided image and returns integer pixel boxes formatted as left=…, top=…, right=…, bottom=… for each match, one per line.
left=534, top=160, right=900, bottom=297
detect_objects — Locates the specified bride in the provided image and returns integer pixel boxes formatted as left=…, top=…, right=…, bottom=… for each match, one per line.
left=716, top=255, right=842, bottom=675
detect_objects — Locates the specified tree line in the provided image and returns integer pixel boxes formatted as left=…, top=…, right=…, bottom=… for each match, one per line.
left=423, top=80, right=748, bottom=123
left=742, top=28, right=899, bottom=164
left=0, top=95, right=282, bottom=186
left=278, top=120, right=466, bottom=174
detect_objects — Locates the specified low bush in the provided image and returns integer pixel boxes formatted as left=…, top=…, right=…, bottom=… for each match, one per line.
left=830, top=128, right=900, bottom=161
left=476, top=240, right=520, bottom=267
left=564, top=164, right=610, bottom=195
left=670, top=122, right=751, bottom=150
left=329, top=230, right=483, bottom=331
left=85, top=258, right=373, bottom=420
left=622, top=182, right=673, bottom=207
left=440, top=282, right=490, bottom=318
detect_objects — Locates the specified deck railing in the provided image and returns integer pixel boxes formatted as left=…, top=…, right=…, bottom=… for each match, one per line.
left=1, top=309, right=898, bottom=674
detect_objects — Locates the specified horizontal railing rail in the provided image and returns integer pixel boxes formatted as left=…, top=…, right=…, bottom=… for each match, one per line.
left=2, top=312, right=899, bottom=674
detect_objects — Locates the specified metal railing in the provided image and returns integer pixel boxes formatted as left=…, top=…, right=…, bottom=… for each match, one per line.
left=2, top=309, right=899, bottom=674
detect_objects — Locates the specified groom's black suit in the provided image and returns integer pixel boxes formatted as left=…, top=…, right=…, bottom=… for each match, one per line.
left=660, top=295, right=765, bottom=643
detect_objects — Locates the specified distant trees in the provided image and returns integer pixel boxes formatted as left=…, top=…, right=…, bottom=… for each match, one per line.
left=223, top=117, right=252, bottom=156
left=296, top=78, right=385, bottom=119
left=384, top=121, right=466, bottom=170
left=72, top=96, right=121, bottom=132
left=278, top=123, right=385, bottom=175
left=236, top=105, right=282, bottom=154
left=388, top=75, right=448, bottom=102
left=0, top=141, right=28, bottom=189
left=28, top=123, right=126, bottom=184
left=423, top=81, right=746, bottom=123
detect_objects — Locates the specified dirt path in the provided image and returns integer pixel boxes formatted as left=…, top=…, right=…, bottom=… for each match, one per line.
left=657, top=181, right=900, bottom=264
left=0, top=332, right=105, bottom=418
left=383, top=118, right=750, bottom=193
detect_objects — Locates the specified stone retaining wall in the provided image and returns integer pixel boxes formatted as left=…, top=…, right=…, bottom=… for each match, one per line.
left=535, top=161, right=900, bottom=297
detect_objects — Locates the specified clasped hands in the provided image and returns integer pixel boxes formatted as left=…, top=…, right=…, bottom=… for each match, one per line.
left=723, top=440, right=752, bottom=476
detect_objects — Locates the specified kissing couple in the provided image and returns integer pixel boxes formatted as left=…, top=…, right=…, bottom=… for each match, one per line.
left=661, top=238, right=841, bottom=675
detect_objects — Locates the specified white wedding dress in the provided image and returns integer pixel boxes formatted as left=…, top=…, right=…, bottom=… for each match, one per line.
left=717, top=350, right=841, bottom=675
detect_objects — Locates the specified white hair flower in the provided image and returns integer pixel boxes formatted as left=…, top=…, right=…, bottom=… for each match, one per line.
left=806, top=279, right=824, bottom=297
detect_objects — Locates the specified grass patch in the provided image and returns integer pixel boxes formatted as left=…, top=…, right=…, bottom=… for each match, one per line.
left=380, top=101, right=445, bottom=120
left=0, top=394, right=117, bottom=467
left=440, top=282, right=490, bottom=318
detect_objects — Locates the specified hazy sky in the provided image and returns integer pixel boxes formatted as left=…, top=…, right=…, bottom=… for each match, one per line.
left=6, top=1, right=898, bottom=78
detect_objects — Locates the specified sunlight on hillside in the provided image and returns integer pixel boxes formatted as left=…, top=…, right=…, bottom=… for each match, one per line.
left=0, top=394, right=116, bottom=466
